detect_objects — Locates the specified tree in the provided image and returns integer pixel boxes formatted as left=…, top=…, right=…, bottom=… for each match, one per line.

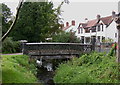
left=1, top=4, right=12, bottom=36
left=1, top=0, right=69, bottom=42
left=0, top=0, right=69, bottom=41
left=1, top=0, right=24, bottom=41
left=10, top=2, right=61, bottom=42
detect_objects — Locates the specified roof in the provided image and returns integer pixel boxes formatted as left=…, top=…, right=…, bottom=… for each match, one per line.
left=79, top=19, right=98, bottom=29
left=79, top=15, right=114, bottom=29
left=86, top=19, right=98, bottom=28
left=62, top=25, right=72, bottom=31
left=79, top=23, right=87, bottom=28
left=101, top=16, right=113, bottom=25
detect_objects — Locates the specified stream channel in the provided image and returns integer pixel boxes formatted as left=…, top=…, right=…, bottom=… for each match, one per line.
left=36, top=58, right=70, bottom=84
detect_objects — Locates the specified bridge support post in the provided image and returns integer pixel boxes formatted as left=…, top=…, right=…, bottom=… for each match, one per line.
left=19, top=40, right=27, bottom=54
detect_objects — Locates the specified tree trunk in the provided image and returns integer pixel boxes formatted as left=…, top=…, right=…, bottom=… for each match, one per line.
left=1, top=0, right=24, bottom=41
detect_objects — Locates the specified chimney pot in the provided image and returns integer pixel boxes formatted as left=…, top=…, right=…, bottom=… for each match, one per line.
left=66, top=22, right=69, bottom=27
left=85, top=18, right=88, bottom=23
left=72, top=20, right=75, bottom=26
left=112, top=11, right=116, bottom=18
left=97, top=14, right=101, bottom=20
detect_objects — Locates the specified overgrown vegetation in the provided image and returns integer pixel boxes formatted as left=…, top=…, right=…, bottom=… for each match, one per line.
left=54, top=52, right=120, bottom=83
left=2, top=55, right=38, bottom=83
left=2, top=37, right=20, bottom=53
left=52, top=31, right=80, bottom=43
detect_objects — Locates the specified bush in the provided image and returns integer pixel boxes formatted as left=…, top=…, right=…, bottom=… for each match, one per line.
left=2, top=37, right=20, bottom=53
left=52, top=31, right=80, bottom=43
left=54, top=52, right=120, bottom=83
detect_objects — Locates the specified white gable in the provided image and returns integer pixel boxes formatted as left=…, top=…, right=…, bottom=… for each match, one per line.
left=105, top=21, right=118, bottom=42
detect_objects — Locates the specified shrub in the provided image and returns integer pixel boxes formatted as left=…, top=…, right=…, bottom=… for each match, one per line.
left=2, top=37, right=20, bottom=53
left=52, top=31, right=80, bottom=43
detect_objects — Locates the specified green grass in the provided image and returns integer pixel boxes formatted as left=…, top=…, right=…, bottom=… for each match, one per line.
left=54, top=52, right=120, bottom=83
left=1, top=55, right=38, bottom=83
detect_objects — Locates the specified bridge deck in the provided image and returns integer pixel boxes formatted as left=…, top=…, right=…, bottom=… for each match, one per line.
left=23, top=43, right=93, bottom=59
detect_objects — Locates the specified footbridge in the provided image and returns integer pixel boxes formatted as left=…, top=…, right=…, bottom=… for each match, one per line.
left=23, top=43, right=93, bottom=59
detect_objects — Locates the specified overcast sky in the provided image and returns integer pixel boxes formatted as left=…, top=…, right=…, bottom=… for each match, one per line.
left=0, top=0, right=119, bottom=26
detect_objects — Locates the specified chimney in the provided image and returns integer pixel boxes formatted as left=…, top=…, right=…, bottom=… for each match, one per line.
left=112, top=11, right=116, bottom=18
left=71, top=20, right=75, bottom=26
left=66, top=22, right=69, bottom=27
left=85, top=18, right=88, bottom=23
left=97, top=14, right=101, bottom=20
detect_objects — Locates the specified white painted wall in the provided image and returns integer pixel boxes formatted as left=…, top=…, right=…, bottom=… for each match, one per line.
left=105, top=21, right=118, bottom=42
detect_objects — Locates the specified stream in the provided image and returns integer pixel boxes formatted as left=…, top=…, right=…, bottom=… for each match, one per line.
left=37, top=67, right=55, bottom=84
left=36, top=58, right=70, bottom=84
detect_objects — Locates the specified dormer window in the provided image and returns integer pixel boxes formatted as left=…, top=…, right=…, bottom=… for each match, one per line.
left=97, top=25, right=100, bottom=31
left=102, top=24, right=104, bottom=31
left=81, top=28, right=83, bottom=33
left=78, top=28, right=80, bottom=34
left=92, top=26, right=96, bottom=32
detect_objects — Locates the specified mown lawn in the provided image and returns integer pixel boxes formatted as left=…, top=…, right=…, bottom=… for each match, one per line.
left=1, top=55, right=38, bottom=83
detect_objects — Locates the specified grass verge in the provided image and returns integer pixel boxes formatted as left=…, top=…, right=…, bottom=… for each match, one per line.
left=1, top=55, right=37, bottom=83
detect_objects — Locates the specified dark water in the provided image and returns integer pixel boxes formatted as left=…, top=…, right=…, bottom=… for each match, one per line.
left=37, top=66, right=55, bottom=84
left=36, top=58, right=71, bottom=84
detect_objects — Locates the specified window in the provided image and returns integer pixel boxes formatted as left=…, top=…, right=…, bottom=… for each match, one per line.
left=102, top=36, right=105, bottom=42
left=91, top=36, right=96, bottom=43
left=92, top=26, right=96, bottom=32
left=102, top=25, right=104, bottom=31
left=81, top=36, right=84, bottom=43
left=81, top=28, right=83, bottom=34
left=85, top=37, right=91, bottom=43
left=78, top=28, right=80, bottom=34
left=85, top=28, right=90, bottom=33
left=97, top=25, right=100, bottom=31
left=97, top=36, right=101, bottom=42
left=115, top=33, right=117, bottom=38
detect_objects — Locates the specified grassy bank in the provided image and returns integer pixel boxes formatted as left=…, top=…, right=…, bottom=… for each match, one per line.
left=2, top=55, right=38, bottom=83
left=54, top=52, right=120, bottom=83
